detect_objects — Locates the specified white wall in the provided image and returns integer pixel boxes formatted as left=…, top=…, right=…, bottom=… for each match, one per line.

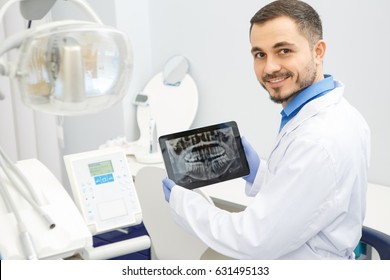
left=136, top=0, right=389, bottom=186
left=114, top=0, right=153, bottom=142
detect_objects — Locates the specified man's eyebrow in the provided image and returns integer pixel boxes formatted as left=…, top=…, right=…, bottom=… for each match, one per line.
left=251, top=42, right=296, bottom=54
left=273, top=41, right=296, bottom=49
left=251, top=46, right=263, bottom=54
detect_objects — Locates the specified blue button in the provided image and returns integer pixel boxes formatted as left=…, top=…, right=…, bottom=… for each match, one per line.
left=94, top=174, right=114, bottom=185
left=94, top=176, right=102, bottom=185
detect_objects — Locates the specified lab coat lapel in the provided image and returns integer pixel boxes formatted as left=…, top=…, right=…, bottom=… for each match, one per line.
left=269, top=83, right=345, bottom=158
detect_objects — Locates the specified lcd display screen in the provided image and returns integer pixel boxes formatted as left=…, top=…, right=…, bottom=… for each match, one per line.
left=88, top=160, right=114, bottom=177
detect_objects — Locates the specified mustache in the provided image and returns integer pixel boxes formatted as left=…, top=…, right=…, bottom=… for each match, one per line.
left=263, top=71, right=294, bottom=81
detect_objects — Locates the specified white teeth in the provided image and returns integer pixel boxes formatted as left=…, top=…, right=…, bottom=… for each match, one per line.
left=269, top=77, right=286, bottom=83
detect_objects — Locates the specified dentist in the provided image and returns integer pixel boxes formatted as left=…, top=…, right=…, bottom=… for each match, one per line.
left=162, top=0, right=370, bottom=259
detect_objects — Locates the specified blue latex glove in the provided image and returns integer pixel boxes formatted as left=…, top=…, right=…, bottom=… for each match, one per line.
left=241, top=136, right=260, bottom=184
left=162, top=177, right=176, bottom=202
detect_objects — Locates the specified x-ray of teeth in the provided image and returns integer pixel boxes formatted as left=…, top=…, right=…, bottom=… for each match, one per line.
left=166, top=127, right=242, bottom=185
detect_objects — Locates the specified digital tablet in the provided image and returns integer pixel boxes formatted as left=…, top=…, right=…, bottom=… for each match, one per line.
left=158, top=121, right=249, bottom=189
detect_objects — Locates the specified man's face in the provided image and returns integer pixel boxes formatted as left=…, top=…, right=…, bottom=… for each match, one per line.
left=250, top=16, right=323, bottom=106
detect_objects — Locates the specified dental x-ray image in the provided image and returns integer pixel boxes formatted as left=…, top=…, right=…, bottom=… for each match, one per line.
left=159, top=121, right=249, bottom=189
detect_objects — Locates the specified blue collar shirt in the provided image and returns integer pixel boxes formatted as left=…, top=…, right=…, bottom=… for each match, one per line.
left=279, top=75, right=335, bottom=131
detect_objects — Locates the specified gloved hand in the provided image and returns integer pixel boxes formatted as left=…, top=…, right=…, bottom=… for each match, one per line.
left=162, top=177, right=176, bottom=202
left=241, top=136, right=260, bottom=184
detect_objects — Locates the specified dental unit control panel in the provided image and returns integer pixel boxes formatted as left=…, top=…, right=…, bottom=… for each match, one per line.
left=64, top=148, right=142, bottom=235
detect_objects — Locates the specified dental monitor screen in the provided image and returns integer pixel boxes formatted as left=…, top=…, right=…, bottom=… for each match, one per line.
left=159, top=121, right=249, bottom=189
left=88, top=160, right=114, bottom=176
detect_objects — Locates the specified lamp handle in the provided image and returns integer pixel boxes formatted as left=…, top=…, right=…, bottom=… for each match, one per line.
left=19, top=0, right=57, bottom=20
left=0, top=0, right=102, bottom=24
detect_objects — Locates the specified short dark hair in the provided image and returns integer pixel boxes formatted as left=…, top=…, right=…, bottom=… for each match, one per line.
left=250, top=0, right=323, bottom=47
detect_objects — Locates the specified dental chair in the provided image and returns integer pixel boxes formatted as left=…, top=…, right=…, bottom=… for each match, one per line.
left=134, top=166, right=231, bottom=260
left=360, top=226, right=390, bottom=260
left=127, top=56, right=198, bottom=164
left=359, top=183, right=390, bottom=260
left=134, top=166, right=207, bottom=259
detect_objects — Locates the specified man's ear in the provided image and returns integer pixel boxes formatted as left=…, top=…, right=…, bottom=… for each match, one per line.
left=314, top=40, right=326, bottom=64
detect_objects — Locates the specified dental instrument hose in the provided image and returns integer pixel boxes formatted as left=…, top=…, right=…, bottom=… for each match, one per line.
left=0, top=147, right=55, bottom=229
left=5, top=169, right=56, bottom=229
left=0, top=177, right=38, bottom=260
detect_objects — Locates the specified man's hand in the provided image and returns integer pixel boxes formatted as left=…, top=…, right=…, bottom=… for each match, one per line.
left=162, top=178, right=176, bottom=202
left=241, top=136, right=260, bottom=184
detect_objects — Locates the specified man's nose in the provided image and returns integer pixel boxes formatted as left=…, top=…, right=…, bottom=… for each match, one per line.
left=264, top=56, right=281, bottom=74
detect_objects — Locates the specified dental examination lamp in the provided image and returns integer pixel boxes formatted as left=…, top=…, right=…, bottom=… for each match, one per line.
left=0, top=0, right=133, bottom=115
left=0, top=0, right=147, bottom=260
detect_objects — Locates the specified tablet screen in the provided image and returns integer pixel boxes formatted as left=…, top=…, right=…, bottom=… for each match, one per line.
left=158, top=121, right=249, bottom=189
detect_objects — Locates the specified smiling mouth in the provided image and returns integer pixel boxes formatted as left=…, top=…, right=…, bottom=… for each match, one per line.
left=266, top=75, right=290, bottom=86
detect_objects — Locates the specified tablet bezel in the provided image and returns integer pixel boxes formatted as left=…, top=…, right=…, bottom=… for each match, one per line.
left=158, top=121, right=249, bottom=189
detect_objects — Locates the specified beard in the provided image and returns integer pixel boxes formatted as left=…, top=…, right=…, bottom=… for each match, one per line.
left=261, top=59, right=318, bottom=104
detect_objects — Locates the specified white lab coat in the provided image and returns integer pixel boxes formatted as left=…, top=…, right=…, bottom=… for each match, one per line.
left=169, top=81, right=371, bottom=259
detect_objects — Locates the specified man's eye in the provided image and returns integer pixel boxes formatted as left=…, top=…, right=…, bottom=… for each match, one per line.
left=254, top=52, right=265, bottom=58
left=279, top=49, right=291, bottom=55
